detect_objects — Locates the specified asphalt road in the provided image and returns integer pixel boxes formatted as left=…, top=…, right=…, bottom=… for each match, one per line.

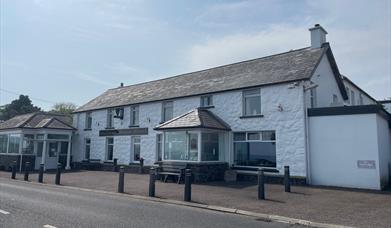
left=0, top=178, right=302, bottom=228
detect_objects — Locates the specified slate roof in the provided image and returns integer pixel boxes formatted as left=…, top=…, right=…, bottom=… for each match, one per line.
left=154, top=108, right=231, bottom=131
left=0, top=113, right=75, bottom=131
left=75, top=45, right=329, bottom=113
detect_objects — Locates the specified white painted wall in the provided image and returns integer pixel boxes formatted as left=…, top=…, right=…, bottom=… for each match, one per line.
left=72, top=81, right=308, bottom=177
left=307, top=55, right=345, bottom=108
left=376, top=115, right=391, bottom=188
left=309, top=113, right=387, bottom=190
left=343, top=79, right=376, bottom=106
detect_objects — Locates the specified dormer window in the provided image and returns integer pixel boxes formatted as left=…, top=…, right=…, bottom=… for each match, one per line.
left=200, top=95, right=213, bottom=107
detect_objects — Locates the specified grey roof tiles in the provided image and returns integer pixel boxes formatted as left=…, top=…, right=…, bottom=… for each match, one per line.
left=75, top=46, right=326, bottom=112
left=154, top=108, right=231, bottom=131
left=0, top=113, right=74, bottom=131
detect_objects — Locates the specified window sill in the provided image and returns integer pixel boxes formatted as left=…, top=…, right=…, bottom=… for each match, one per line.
left=239, top=114, right=264, bottom=119
left=84, top=128, right=92, bottom=131
left=199, top=106, right=215, bottom=109
left=105, top=127, right=115, bottom=130
left=128, top=125, right=140, bottom=128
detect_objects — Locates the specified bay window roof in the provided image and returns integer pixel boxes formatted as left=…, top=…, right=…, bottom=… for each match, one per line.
left=154, top=108, right=231, bottom=131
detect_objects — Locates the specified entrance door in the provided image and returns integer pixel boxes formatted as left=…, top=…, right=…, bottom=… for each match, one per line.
left=35, top=141, right=44, bottom=170
left=46, top=142, right=59, bottom=169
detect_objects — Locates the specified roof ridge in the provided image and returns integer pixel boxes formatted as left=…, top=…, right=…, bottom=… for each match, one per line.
left=108, top=46, right=314, bottom=91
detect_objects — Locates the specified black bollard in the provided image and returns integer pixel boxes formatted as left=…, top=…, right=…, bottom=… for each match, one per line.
left=258, top=169, right=265, bottom=200
left=284, top=166, right=291, bottom=192
left=24, top=162, right=30, bottom=181
left=139, top=158, right=144, bottom=174
left=184, top=169, right=192, bottom=202
left=55, top=163, right=62, bottom=185
left=113, top=158, right=118, bottom=172
left=38, top=163, right=44, bottom=183
left=149, top=167, right=156, bottom=197
left=118, top=166, right=125, bottom=193
left=11, top=161, right=17, bottom=179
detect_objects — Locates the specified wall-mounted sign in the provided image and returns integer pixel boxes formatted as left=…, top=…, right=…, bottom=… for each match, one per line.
left=99, top=128, right=148, bottom=137
left=357, top=160, right=376, bottom=169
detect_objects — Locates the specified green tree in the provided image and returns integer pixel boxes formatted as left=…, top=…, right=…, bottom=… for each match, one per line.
left=50, top=102, right=77, bottom=115
left=0, top=95, right=42, bottom=120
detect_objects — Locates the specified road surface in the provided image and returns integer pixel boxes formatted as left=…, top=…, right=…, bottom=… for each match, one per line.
left=0, top=178, right=301, bottom=228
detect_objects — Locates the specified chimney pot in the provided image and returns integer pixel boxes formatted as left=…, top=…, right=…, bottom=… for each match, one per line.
left=309, top=24, right=328, bottom=48
left=120, top=82, right=124, bottom=87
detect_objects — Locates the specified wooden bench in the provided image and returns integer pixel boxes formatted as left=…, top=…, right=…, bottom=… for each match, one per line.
left=157, top=163, right=188, bottom=184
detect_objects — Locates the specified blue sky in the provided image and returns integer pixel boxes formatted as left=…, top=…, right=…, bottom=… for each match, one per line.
left=0, top=0, right=390, bottom=110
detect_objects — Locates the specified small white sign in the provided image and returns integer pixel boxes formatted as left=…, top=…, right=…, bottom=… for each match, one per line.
left=357, top=160, right=376, bottom=169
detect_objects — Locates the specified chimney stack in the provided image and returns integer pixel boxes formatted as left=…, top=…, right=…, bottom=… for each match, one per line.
left=309, top=24, right=328, bottom=48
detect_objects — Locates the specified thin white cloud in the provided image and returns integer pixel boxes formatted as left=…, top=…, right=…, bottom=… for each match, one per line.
left=71, top=72, right=114, bottom=87
left=186, top=24, right=307, bottom=71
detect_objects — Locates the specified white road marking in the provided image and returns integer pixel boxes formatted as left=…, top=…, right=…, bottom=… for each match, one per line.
left=43, top=225, right=57, bottom=228
left=0, top=209, right=10, bottom=215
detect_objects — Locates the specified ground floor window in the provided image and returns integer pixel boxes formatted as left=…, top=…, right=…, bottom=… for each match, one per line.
left=85, top=138, right=91, bottom=160
left=233, top=131, right=276, bottom=167
left=164, top=131, right=199, bottom=161
left=201, top=133, right=219, bottom=161
left=0, top=134, right=8, bottom=153
left=22, top=134, right=35, bottom=154
left=8, top=134, right=21, bottom=154
left=156, top=134, right=163, bottom=161
left=106, top=137, right=114, bottom=161
left=132, top=136, right=141, bottom=161
left=48, top=142, right=58, bottom=157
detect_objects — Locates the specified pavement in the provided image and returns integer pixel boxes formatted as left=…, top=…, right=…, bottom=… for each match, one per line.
left=0, top=178, right=302, bottom=228
left=1, top=170, right=391, bottom=228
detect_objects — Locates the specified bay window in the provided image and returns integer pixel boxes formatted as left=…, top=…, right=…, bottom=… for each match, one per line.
left=22, top=134, right=34, bottom=154
left=234, top=131, right=276, bottom=167
left=8, top=134, right=21, bottom=154
left=0, top=134, right=8, bottom=153
left=201, top=133, right=219, bottom=161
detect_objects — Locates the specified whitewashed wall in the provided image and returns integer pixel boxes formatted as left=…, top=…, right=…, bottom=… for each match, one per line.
left=309, top=55, right=345, bottom=107
left=309, top=113, right=389, bottom=190
left=343, top=80, right=376, bottom=105
left=72, top=81, right=308, bottom=177
left=376, top=115, right=391, bottom=188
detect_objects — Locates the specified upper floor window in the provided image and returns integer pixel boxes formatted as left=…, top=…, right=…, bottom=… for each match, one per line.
left=85, top=112, right=92, bottom=129
left=359, top=94, right=364, bottom=105
left=162, top=101, right=173, bottom=122
left=332, top=94, right=338, bottom=104
left=243, top=89, right=261, bottom=116
left=107, top=109, right=114, bottom=128
left=345, top=87, right=350, bottom=104
left=130, top=105, right=139, bottom=126
left=351, top=91, right=356, bottom=105
left=309, top=88, right=317, bottom=108
left=200, top=95, right=213, bottom=107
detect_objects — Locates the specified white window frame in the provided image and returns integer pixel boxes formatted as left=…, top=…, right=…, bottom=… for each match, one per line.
left=131, top=136, right=141, bottom=161
left=106, top=137, right=114, bottom=161
left=200, top=95, right=213, bottom=107
left=161, top=101, right=173, bottom=122
left=107, top=109, right=114, bottom=128
left=233, top=131, right=277, bottom=168
left=242, top=88, right=261, bottom=116
left=351, top=90, right=356, bottom=105
left=156, top=133, right=163, bottom=162
left=130, top=105, right=139, bottom=126
left=85, top=112, right=92, bottom=129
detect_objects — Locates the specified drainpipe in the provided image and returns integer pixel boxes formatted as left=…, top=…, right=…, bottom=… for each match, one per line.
left=302, top=82, right=312, bottom=184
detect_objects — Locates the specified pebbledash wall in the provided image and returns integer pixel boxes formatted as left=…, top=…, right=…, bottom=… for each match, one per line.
left=72, top=82, right=308, bottom=177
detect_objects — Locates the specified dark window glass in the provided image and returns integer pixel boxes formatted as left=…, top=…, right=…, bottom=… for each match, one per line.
left=0, top=134, right=8, bottom=153
left=85, top=138, right=91, bottom=160
left=86, top=112, right=92, bottom=129
left=130, top=105, right=139, bottom=126
left=233, top=133, right=246, bottom=141
left=162, top=101, right=173, bottom=122
left=106, top=137, right=114, bottom=160
left=201, top=133, right=219, bottom=161
left=200, top=95, right=213, bottom=107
